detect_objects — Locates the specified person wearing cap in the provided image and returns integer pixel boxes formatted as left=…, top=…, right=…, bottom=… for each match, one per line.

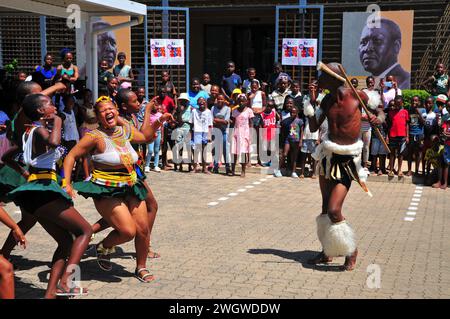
left=435, top=94, right=449, bottom=126
left=269, top=76, right=292, bottom=112
left=188, top=77, right=210, bottom=109
left=230, top=88, right=242, bottom=111
left=267, top=62, right=292, bottom=93
left=173, top=92, right=193, bottom=172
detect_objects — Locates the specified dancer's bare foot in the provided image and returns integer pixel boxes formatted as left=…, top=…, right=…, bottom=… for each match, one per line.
left=308, top=251, right=332, bottom=264
left=343, top=249, right=358, bottom=271
left=432, top=182, right=442, bottom=188
left=440, top=184, right=447, bottom=190
left=406, top=171, right=413, bottom=177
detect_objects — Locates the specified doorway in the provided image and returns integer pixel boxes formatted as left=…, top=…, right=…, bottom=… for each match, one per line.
left=204, top=24, right=274, bottom=85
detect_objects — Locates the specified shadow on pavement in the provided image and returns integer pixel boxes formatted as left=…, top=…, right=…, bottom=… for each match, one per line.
left=247, top=248, right=345, bottom=272
left=14, top=277, right=47, bottom=299
left=9, top=255, right=50, bottom=271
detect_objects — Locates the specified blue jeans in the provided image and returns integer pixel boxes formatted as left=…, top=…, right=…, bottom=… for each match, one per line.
left=145, top=130, right=161, bottom=168
left=213, top=131, right=230, bottom=170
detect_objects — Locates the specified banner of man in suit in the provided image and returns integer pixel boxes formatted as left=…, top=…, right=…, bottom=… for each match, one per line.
left=342, top=10, right=414, bottom=89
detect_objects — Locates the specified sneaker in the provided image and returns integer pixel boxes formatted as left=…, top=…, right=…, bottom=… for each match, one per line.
left=274, top=169, right=282, bottom=178
left=144, top=166, right=150, bottom=173
left=291, top=172, right=299, bottom=178
left=153, top=167, right=161, bottom=172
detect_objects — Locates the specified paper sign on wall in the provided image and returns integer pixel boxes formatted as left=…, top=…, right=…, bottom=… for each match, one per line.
left=150, top=39, right=185, bottom=65
left=282, top=38, right=317, bottom=66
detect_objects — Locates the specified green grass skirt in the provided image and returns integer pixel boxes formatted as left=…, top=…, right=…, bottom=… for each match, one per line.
left=0, top=166, right=27, bottom=202
left=73, top=180, right=148, bottom=201
left=7, top=179, right=73, bottom=206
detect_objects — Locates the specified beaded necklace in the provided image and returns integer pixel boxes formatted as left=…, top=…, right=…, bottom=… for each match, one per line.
left=97, top=125, right=134, bottom=173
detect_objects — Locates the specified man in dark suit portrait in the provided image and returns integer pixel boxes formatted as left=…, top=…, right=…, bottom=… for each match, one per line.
left=359, top=18, right=411, bottom=89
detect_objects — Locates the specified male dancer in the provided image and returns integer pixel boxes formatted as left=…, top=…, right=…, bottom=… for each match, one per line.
left=304, top=63, right=380, bottom=271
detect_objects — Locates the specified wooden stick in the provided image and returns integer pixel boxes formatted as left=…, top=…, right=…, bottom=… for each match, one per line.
left=337, top=64, right=391, bottom=154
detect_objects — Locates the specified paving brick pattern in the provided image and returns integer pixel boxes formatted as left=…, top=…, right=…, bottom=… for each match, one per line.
left=1, top=170, right=449, bottom=299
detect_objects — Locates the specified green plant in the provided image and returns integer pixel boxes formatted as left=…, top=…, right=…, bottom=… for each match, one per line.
left=4, top=59, right=18, bottom=74
left=401, top=89, right=431, bottom=109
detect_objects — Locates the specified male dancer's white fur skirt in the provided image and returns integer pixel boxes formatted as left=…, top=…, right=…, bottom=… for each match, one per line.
left=316, top=214, right=356, bottom=257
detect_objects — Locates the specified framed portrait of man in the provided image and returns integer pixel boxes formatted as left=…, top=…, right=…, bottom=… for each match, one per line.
left=342, top=11, right=414, bottom=89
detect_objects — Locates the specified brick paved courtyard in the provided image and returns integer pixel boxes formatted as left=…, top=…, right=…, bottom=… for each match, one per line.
left=1, top=170, right=450, bottom=299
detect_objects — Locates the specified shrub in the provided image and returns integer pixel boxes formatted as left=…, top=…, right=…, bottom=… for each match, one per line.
left=401, top=89, right=431, bottom=108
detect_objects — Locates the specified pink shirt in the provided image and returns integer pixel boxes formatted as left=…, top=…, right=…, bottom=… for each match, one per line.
left=150, top=112, right=162, bottom=131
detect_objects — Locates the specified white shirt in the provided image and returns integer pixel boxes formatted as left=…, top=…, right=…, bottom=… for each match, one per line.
left=62, top=109, right=80, bottom=141
left=190, top=108, right=213, bottom=133
left=383, top=87, right=402, bottom=109
left=303, top=117, right=319, bottom=140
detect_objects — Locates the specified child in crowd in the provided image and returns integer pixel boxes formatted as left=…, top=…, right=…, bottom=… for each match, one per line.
left=422, top=96, right=438, bottom=174
left=249, top=79, right=266, bottom=167
left=157, top=86, right=176, bottom=170
left=299, top=114, right=319, bottom=179
left=61, top=95, right=80, bottom=152
left=33, top=53, right=56, bottom=90
left=231, top=94, right=254, bottom=177
left=270, top=76, right=292, bottom=112
left=188, top=77, right=210, bottom=109
left=113, top=52, right=134, bottom=86
left=370, top=116, right=389, bottom=176
left=433, top=112, right=450, bottom=189
left=267, top=62, right=291, bottom=93
left=260, top=99, right=280, bottom=168
left=221, top=61, right=242, bottom=101
left=423, top=62, right=450, bottom=98
left=387, top=95, right=409, bottom=177
left=98, top=60, right=114, bottom=91
left=381, top=75, right=401, bottom=109
left=406, top=96, right=426, bottom=176
left=207, top=84, right=221, bottom=109
left=281, top=96, right=294, bottom=121
left=249, top=79, right=266, bottom=114
left=243, top=67, right=258, bottom=94
left=424, top=135, right=444, bottom=184
left=145, top=101, right=163, bottom=172
left=173, top=93, right=192, bottom=172
left=160, top=70, right=177, bottom=98
left=299, top=83, right=320, bottom=179
left=279, top=106, right=303, bottom=178
left=230, top=88, right=242, bottom=111
left=201, top=73, right=212, bottom=95
left=190, top=97, right=213, bottom=173
left=212, top=94, right=232, bottom=175
left=289, top=80, right=303, bottom=114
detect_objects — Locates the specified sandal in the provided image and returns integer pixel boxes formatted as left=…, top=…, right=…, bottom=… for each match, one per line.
left=55, top=285, right=88, bottom=297
left=135, top=268, right=155, bottom=283
left=95, top=242, right=115, bottom=272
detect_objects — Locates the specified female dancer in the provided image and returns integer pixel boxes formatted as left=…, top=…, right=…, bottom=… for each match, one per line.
left=90, top=89, right=162, bottom=258
left=7, top=94, right=92, bottom=298
left=63, top=95, right=172, bottom=282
